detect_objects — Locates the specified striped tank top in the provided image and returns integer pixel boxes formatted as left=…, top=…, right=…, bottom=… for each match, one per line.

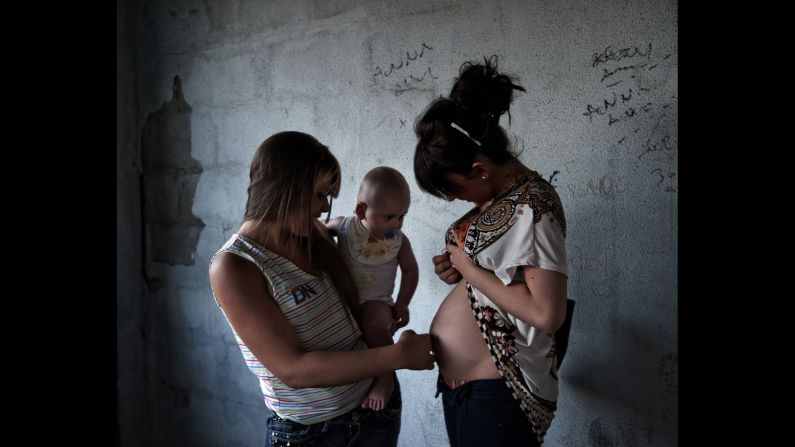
left=211, top=234, right=372, bottom=424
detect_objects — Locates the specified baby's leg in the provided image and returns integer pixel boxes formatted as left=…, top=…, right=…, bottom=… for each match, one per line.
left=360, top=301, right=395, bottom=348
left=359, top=301, right=395, bottom=411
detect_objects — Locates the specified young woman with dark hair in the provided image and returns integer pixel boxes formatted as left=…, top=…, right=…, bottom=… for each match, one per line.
left=414, top=58, right=569, bottom=446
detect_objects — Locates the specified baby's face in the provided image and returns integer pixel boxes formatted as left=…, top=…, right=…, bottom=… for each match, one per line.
left=362, top=192, right=410, bottom=240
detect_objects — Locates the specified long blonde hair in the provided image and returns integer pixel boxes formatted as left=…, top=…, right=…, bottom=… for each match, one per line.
left=244, top=131, right=361, bottom=320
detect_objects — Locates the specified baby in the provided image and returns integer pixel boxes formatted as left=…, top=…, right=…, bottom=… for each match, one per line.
left=325, top=166, right=419, bottom=410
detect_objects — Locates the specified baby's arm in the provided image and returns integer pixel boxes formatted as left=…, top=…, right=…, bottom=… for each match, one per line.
left=393, top=236, right=419, bottom=329
left=323, top=215, right=344, bottom=237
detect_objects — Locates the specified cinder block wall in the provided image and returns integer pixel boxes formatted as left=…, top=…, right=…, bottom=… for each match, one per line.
left=117, top=1, right=678, bottom=445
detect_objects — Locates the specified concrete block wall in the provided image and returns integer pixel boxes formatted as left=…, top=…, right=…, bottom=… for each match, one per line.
left=117, top=1, right=677, bottom=445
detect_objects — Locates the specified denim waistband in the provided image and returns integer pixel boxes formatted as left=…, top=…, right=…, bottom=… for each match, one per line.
left=270, top=407, right=363, bottom=434
left=435, top=373, right=508, bottom=401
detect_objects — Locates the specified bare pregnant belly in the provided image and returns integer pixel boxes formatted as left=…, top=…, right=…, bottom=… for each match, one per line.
left=430, top=282, right=501, bottom=381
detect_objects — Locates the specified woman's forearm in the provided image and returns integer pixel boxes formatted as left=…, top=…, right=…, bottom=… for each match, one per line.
left=280, top=344, right=405, bottom=388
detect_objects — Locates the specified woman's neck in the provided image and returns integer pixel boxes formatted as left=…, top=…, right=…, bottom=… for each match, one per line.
left=239, top=220, right=301, bottom=253
left=239, top=220, right=318, bottom=273
left=238, top=220, right=275, bottom=245
left=486, top=159, right=530, bottom=203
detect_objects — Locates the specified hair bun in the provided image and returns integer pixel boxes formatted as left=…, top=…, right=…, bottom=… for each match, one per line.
left=449, top=56, right=526, bottom=121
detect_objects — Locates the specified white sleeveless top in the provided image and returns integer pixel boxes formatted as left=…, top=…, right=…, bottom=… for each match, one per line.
left=210, top=234, right=372, bottom=424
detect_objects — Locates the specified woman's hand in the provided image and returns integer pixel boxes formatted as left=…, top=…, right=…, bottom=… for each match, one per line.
left=396, top=330, right=436, bottom=370
left=432, top=250, right=462, bottom=284
left=445, top=243, right=475, bottom=278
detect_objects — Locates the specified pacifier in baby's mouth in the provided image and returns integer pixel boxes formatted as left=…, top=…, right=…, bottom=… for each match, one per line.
left=384, top=231, right=396, bottom=239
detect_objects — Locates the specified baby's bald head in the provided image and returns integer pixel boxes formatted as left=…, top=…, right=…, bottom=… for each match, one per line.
left=357, top=166, right=410, bottom=206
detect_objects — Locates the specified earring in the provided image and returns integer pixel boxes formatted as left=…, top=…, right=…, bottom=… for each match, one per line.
left=481, top=176, right=487, bottom=180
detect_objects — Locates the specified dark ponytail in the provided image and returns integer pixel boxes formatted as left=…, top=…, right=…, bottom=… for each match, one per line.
left=450, top=56, right=525, bottom=135
left=414, top=56, right=525, bottom=199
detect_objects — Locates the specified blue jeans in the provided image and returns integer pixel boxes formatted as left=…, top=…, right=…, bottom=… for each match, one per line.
left=265, top=375, right=401, bottom=447
left=437, top=374, right=539, bottom=447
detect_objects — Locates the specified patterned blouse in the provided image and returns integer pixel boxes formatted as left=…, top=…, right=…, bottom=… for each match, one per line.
left=445, top=170, right=567, bottom=442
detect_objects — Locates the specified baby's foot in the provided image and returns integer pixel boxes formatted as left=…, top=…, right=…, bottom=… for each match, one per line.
left=361, top=375, right=394, bottom=411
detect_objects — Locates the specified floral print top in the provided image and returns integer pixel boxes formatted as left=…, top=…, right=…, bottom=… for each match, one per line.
left=445, top=170, right=567, bottom=443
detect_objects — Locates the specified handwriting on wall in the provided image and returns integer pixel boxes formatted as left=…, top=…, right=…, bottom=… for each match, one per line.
left=371, top=43, right=438, bottom=96
left=566, top=174, right=628, bottom=200
left=585, top=44, right=659, bottom=128
left=549, top=170, right=627, bottom=201
left=640, top=135, right=676, bottom=192
left=583, top=44, right=677, bottom=193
